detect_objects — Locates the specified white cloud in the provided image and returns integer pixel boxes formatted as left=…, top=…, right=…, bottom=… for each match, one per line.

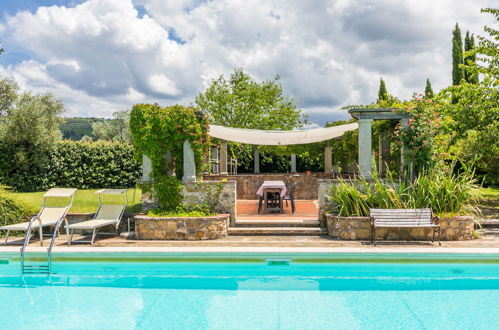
left=0, top=0, right=495, bottom=123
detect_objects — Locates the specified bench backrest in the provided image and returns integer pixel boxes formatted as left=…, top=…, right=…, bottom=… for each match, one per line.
left=370, top=208, right=433, bottom=226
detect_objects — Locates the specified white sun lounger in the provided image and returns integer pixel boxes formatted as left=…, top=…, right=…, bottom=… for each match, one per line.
left=1, top=188, right=77, bottom=246
left=67, top=189, right=128, bottom=245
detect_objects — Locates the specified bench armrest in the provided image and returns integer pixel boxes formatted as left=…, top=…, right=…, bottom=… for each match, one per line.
left=432, top=215, right=440, bottom=225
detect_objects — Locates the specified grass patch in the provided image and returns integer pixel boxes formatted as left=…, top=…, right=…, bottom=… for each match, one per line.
left=3, top=188, right=142, bottom=214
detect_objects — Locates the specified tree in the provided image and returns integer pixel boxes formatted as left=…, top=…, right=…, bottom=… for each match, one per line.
left=195, top=68, right=307, bottom=130
left=377, top=78, right=388, bottom=102
left=91, top=110, right=132, bottom=143
left=452, top=23, right=464, bottom=85
left=440, top=9, right=499, bottom=185
left=464, top=31, right=478, bottom=84
left=0, top=77, right=18, bottom=116
left=0, top=92, right=64, bottom=191
left=424, top=79, right=434, bottom=98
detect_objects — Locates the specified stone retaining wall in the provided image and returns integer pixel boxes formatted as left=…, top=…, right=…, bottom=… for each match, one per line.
left=142, top=180, right=237, bottom=226
left=326, top=214, right=474, bottom=241
left=135, top=214, right=230, bottom=240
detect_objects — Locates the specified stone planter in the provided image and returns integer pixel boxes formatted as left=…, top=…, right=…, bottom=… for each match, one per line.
left=134, top=214, right=230, bottom=240
left=325, top=214, right=474, bottom=241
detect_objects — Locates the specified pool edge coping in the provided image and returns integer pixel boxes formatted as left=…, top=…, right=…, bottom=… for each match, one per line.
left=1, top=246, right=499, bottom=254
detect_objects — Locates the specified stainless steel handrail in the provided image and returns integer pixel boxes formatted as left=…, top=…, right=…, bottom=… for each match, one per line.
left=20, top=216, right=43, bottom=269
left=47, top=217, right=69, bottom=273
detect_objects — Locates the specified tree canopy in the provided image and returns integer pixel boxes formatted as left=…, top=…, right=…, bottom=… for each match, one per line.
left=195, top=68, right=308, bottom=130
left=377, top=78, right=388, bottom=102
left=452, top=23, right=464, bottom=85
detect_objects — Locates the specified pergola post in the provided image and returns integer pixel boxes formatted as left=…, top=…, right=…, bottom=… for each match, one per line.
left=358, top=118, right=373, bottom=179
left=290, top=154, right=297, bottom=173
left=254, top=148, right=260, bottom=174
left=182, top=140, right=196, bottom=182
left=220, top=140, right=228, bottom=175
left=378, top=130, right=390, bottom=176
left=324, top=145, right=332, bottom=173
left=399, top=118, right=410, bottom=179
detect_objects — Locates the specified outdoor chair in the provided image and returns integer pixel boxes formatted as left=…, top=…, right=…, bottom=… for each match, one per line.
left=67, top=189, right=127, bottom=245
left=283, top=181, right=298, bottom=214
left=1, top=188, right=77, bottom=246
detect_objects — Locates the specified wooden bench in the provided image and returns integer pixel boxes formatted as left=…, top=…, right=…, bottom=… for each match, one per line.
left=370, top=208, right=441, bottom=246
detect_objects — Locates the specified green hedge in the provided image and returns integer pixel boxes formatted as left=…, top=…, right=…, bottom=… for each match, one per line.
left=0, top=141, right=141, bottom=191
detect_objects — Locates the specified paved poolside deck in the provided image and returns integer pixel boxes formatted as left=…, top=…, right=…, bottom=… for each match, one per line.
left=2, top=228, right=498, bottom=253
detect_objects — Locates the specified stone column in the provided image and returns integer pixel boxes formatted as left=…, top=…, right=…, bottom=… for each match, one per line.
left=165, top=150, right=174, bottom=176
left=358, top=118, right=373, bottom=179
left=399, top=118, right=410, bottom=179
left=378, top=130, right=390, bottom=176
left=210, top=145, right=219, bottom=174
left=182, top=140, right=196, bottom=183
left=254, top=148, right=260, bottom=174
left=220, top=140, right=228, bottom=175
left=141, top=154, right=152, bottom=182
left=290, top=154, right=297, bottom=173
left=324, top=145, right=332, bottom=173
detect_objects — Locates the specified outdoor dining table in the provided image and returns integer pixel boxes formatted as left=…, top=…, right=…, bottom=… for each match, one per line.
left=256, top=180, right=287, bottom=214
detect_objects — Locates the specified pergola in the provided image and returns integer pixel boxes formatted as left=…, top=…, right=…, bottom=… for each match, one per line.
left=348, top=108, right=410, bottom=179
left=141, top=108, right=410, bottom=182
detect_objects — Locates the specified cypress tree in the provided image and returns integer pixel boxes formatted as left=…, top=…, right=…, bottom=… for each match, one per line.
left=452, top=23, right=464, bottom=85
left=377, top=78, right=388, bottom=102
left=424, top=79, right=434, bottom=99
left=464, top=31, right=478, bottom=83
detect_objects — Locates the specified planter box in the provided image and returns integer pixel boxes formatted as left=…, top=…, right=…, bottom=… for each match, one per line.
left=134, top=214, right=230, bottom=240
left=325, top=214, right=474, bottom=241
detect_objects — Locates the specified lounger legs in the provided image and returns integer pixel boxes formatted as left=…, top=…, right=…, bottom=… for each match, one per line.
left=3, top=230, right=9, bottom=245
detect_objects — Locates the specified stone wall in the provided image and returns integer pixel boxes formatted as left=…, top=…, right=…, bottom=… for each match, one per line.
left=203, top=173, right=339, bottom=200
left=135, top=214, right=230, bottom=240
left=326, top=214, right=474, bottom=241
left=141, top=180, right=237, bottom=226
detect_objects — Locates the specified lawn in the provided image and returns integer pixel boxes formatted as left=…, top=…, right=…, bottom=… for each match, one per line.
left=4, top=188, right=142, bottom=214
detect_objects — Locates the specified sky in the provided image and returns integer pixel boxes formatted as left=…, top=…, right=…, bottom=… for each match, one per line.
left=0, top=0, right=495, bottom=126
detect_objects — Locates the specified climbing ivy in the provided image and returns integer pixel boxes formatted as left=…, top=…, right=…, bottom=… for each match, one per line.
left=130, top=104, right=210, bottom=210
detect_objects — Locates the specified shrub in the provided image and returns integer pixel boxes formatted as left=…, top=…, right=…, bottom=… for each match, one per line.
left=0, top=140, right=141, bottom=191
left=0, top=186, right=32, bottom=227
left=327, top=165, right=477, bottom=216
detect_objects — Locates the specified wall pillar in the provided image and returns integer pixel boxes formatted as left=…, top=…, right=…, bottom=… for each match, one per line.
left=182, top=140, right=196, bottom=182
left=378, top=130, right=390, bottom=176
left=324, top=145, right=332, bottom=173
left=290, top=154, right=297, bottom=173
left=358, top=118, right=373, bottom=179
left=254, top=148, right=260, bottom=174
left=220, top=140, right=228, bottom=175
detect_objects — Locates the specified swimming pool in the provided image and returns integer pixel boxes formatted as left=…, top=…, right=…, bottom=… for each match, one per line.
left=1, top=252, right=498, bottom=329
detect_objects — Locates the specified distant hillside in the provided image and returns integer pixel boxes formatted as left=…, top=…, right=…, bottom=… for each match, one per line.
left=60, top=117, right=108, bottom=140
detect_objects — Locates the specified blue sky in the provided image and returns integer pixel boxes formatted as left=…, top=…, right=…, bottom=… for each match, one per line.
left=0, top=0, right=495, bottom=126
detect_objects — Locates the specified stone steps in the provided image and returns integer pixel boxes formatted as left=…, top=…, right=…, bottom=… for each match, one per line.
left=229, top=226, right=327, bottom=236
left=235, top=219, right=320, bottom=227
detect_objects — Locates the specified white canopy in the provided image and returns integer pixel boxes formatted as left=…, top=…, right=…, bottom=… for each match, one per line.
left=208, top=123, right=358, bottom=145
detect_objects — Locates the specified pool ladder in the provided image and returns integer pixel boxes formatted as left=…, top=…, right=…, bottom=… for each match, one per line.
left=20, top=216, right=68, bottom=275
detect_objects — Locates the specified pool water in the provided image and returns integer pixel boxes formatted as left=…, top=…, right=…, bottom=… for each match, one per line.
left=1, top=253, right=499, bottom=329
